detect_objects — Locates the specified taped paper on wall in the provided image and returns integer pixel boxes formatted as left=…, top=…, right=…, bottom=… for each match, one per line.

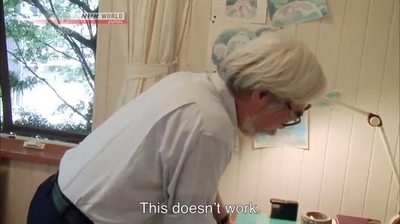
left=268, top=0, right=328, bottom=27
left=212, top=0, right=268, bottom=24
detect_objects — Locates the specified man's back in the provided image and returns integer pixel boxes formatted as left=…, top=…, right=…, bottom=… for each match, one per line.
left=57, top=72, right=238, bottom=223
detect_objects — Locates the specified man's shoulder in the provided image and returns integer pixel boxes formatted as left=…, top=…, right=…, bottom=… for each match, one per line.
left=145, top=72, right=237, bottom=147
left=168, top=72, right=236, bottom=147
left=196, top=102, right=236, bottom=146
left=163, top=103, right=236, bottom=149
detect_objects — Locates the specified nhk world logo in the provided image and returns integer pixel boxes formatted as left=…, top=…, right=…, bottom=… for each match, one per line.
left=24, top=12, right=127, bottom=25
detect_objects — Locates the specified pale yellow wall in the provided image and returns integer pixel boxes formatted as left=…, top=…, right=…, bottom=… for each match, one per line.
left=179, top=0, right=399, bottom=223
left=0, top=160, right=58, bottom=224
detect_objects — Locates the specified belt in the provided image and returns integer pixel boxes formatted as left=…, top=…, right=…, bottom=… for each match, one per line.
left=51, top=180, right=70, bottom=213
left=51, top=176, right=93, bottom=224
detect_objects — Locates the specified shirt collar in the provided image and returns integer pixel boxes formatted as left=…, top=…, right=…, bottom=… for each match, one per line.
left=209, top=73, right=239, bottom=150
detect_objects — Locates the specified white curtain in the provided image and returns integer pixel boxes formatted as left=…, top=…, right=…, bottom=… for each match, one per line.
left=93, top=0, right=192, bottom=128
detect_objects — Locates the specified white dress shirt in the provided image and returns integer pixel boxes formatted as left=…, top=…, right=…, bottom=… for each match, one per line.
left=58, top=72, right=238, bottom=224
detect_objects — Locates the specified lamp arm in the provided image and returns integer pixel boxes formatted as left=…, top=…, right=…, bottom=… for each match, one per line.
left=327, top=98, right=371, bottom=117
left=378, top=126, right=400, bottom=187
left=327, top=98, right=399, bottom=187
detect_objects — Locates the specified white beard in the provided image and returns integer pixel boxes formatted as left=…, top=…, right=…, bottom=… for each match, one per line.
left=239, top=101, right=284, bottom=136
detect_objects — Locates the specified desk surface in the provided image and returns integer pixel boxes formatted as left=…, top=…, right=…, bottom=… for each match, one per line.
left=237, top=213, right=299, bottom=224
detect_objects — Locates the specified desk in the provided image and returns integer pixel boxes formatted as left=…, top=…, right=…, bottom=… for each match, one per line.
left=237, top=213, right=300, bottom=224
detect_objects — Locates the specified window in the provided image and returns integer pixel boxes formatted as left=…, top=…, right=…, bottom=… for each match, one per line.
left=0, top=0, right=98, bottom=143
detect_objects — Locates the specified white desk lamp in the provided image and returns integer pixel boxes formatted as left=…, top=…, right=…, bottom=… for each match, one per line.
left=322, top=91, right=400, bottom=224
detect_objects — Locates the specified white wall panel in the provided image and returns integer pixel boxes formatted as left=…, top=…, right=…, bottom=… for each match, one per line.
left=235, top=136, right=263, bottom=205
left=297, top=106, right=331, bottom=214
left=297, top=0, right=347, bottom=214
left=384, top=1, right=400, bottom=219
left=386, top=136, right=400, bottom=221
left=318, top=0, right=371, bottom=216
left=256, top=146, right=304, bottom=213
left=219, top=149, right=240, bottom=205
left=179, top=0, right=399, bottom=222
left=364, top=0, right=400, bottom=220
left=341, top=0, right=395, bottom=218
left=315, top=0, right=346, bottom=90
left=1, top=160, right=58, bottom=224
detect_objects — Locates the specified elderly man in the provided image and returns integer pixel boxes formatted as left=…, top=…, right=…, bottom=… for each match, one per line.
left=28, top=33, right=326, bottom=224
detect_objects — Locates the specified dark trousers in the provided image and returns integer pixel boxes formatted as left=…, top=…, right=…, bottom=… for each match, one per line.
left=27, top=174, right=93, bottom=224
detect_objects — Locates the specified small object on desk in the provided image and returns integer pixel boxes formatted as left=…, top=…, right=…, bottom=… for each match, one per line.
left=8, top=132, right=16, bottom=139
left=23, top=140, right=45, bottom=150
left=270, top=198, right=299, bottom=221
left=301, top=211, right=332, bottom=224
left=336, top=214, right=381, bottom=224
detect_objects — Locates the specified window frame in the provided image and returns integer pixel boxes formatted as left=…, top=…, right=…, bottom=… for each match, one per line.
left=0, top=0, right=87, bottom=143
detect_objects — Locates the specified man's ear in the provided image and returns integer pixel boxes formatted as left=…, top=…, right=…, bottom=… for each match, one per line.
left=251, top=90, right=274, bottom=109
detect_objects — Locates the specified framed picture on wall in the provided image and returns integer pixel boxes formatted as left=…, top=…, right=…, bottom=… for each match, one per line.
left=254, top=111, right=309, bottom=149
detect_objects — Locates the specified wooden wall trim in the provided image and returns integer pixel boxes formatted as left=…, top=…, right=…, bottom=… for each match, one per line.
left=0, top=137, right=70, bottom=166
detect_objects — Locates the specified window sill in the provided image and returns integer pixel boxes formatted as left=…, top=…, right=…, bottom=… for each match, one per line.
left=0, top=136, right=72, bottom=166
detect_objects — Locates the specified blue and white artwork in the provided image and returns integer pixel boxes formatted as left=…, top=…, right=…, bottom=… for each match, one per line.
left=207, top=23, right=275, bottom=71
left=268, top=0, right=328, bottom=27
left=254, top=112, right=309, bottom=149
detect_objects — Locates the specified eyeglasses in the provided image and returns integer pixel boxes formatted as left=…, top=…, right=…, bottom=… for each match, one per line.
left=282, top=104, right=312, bottom=127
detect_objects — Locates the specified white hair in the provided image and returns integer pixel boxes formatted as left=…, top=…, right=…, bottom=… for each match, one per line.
left=217, top=32, right=327, bottom=104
